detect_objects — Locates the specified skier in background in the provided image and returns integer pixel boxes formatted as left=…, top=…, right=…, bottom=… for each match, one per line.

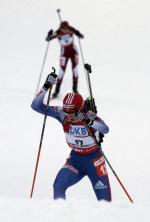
left=31, top=72, right=112, bottom=201
left=46, top=21, right=84, bottom=98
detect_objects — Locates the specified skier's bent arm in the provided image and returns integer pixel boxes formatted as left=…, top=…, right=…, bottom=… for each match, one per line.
left=90, top=119, right=109, bottom=134
left=31, top=89, right=64, bottom=123
left=86, top=112, right=109, bottom=134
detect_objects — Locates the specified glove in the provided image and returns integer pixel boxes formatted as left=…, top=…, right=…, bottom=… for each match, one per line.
left=75, top=30, right=84, bottom=39
left=46, top=29, right=53, bottom=41
left=99, top=133, right=104, bottom=143
left=84, top=97, right=97, bottom=113
left=43, top=72, right=57, bottom=90
left=78, top=33, right=84, bottom=39
left=76, top=112, right=94, bottom=125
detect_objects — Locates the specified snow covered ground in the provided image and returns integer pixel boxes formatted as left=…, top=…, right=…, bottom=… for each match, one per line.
left=0, top=0, right=150, bottom=221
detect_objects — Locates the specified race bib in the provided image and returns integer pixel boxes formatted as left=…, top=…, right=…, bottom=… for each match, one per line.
left=69, top=125, right=88, bottom=137
left=59, top=34, right=73, bottom=46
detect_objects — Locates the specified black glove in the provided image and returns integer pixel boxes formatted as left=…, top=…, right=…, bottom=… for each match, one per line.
left=43, top=69, right=57, bottom=90
left=78, top=33, right=84, bottom=39
left=46, top=29, right=53, bottom=41
left=76, top=112, right=94, bottom=125
left=99, top=133, right=104, bottom=143
left=75, top=30, right=84, bottom=39
left=84, top=97, right=97, bottom=113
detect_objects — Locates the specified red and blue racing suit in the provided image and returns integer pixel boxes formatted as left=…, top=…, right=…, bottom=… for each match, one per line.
left=31, top=89, right=112, bottom=201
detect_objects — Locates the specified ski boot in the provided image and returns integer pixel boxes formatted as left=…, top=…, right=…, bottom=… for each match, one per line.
left=52, top=85, right=60, bottom=98
left=72, top=81, right=78, bottom=93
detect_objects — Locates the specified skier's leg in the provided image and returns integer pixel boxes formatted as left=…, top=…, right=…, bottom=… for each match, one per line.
left=52, top=56, right=68, bottom=97
left=87, top=155, right=112, bottom=201
left=53, top=164, right=84, bottom=200
left=71, top=48, right=79, bottom=93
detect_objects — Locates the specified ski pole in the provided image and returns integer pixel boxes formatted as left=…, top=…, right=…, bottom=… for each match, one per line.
left=82, top=64, right=134, bottom=202
left=84, top=63, right=93, bottom=98
left=35, top=41, right=50, bottom=95
left=84, top=121, right=134, bottom=203
left=30, top=67, right=57, bottom=198
left=56, top=9, right=62, bottom=22
left=78, top=38, right=85, bottom=65
left=78, top=39, right=89, bottom=91
left=84, top=63, right=97, bottom=113
left=100, top=148, right=134, bottom=203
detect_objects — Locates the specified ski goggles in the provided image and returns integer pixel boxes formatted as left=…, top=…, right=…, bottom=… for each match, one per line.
left=63, top=108, right=76, bottom=115
left=63, top=104, right=77, bottom=114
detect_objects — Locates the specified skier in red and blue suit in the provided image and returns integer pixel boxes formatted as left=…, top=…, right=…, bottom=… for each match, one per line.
left=31, top=73, right=112, bottom=201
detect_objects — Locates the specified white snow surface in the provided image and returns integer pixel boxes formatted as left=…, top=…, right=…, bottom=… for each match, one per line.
left=0, top=0, right=150, bottom=221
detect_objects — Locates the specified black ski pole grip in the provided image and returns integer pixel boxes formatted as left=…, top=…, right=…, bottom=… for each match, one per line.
left=56, top=9, right=62, bottom=22
left=51, top=67, right=57, bottom=78
left=84, top=63, right=92, bottom=73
